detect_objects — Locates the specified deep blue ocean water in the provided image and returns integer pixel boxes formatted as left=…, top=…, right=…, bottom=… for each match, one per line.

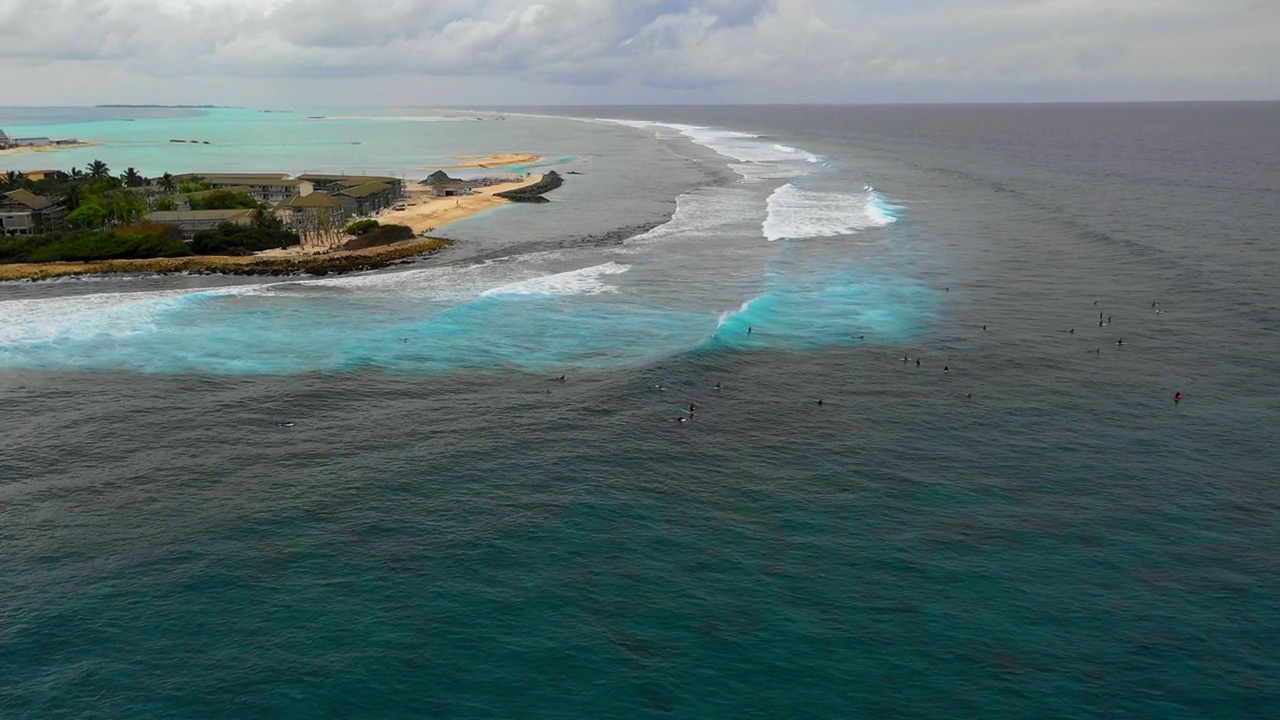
left=2, top=103, right=1278, bottom=718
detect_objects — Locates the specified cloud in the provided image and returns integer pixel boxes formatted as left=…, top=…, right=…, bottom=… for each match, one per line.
left=0, top=0, right=1276, bottom=102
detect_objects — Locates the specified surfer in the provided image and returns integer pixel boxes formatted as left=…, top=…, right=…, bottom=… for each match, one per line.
left=903, top=354, right=910, bottom=364
left=916, top=359, right=921, bottom=367
left=654, top=382, right=666, bottom=391
left=944, top=365, right=951, bottom=373
left=400, top=337, right=409, bottom=344
left=1174, top=391, right=1184, bottom=402
left=715, top=382, right=722, bottom=392
left=747, top=326, right=754, bottom=335
left=817, top=399, right=824, bottom=407
left=1069, top=328, right=1075, bottom=334
left=558, top=375, right=566, bottom=382
left=1107, top=316, right=1112, bottom=324
left=982, top=325, right=987, bottom=331
left=674, top=416, right=689, bottom=423
left=275, top=421, right=296, bottom=428
left=1117, top=339, right=1125, bottom=346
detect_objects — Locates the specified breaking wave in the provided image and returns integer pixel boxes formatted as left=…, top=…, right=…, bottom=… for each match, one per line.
left=762, top=184, right=898, bottom=242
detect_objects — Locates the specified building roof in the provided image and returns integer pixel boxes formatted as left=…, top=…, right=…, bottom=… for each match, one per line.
left=298, top=173, right=399, bottom=185
left=277, top=192, right=344, bottom=209
left=146, top=209, right=255, bottom=223
left=2, top=189, right=53, bottom=210
left=202, top=176, right=306, bottom=188
left=175, top=172, right=291, bottom=182
left=336, top=182, right=391, bottom=199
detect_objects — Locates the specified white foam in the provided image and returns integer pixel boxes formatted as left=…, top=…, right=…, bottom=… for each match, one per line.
left=596, top=119, right=822, bottom=179
left=0, top=288, right=230, bottom=346
left=628, top=187, right=761, bottom=244
left=762, top=184, right=897, bottom=242
left=480, top=262, right=630, bottom=297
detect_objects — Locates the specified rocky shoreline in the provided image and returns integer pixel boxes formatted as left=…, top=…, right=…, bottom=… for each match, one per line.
left=494, top=171, right=564, bottom=203
left=0, top=237, right=452, bottom=282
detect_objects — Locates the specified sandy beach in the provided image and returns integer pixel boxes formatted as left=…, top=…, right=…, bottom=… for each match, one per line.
left=374, top=174, right=545, bottom=234
left=0, top=142, right=101, bottom=159
left=435, top=153, right=540, bottom=170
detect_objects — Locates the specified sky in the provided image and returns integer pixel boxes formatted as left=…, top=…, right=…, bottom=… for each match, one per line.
left=1, top=0, right=1277, bottom=105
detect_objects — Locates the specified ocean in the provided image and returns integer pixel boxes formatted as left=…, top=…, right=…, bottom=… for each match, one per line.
left=1, top=103, right=1278, bottom=718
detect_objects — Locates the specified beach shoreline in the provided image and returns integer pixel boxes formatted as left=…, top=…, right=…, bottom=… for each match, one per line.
left=0, top=142, right=102, bottom=159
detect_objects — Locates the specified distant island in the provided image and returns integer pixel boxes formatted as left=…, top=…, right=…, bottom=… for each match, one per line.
left=95, top=104, right=237, bottom=109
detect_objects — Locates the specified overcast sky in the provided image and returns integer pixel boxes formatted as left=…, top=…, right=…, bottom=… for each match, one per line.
left=1, top=0, right=1277, bottom=105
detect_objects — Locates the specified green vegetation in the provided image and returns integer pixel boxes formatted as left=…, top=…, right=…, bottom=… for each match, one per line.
left=190, top=223, right=300, bottom=256
left=0, top=224, right=192, bottom=264
left=177, top=178, right=211, bottom=194
left=341, top=224, right=414, bottom=251
left=345, top=218, right=381, bottom=236
left=188, top=190, right=264, bottom=211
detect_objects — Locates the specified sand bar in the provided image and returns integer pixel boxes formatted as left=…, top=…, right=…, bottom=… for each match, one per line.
left=435, top=153, right=540, bottom=170
left=0, top=142, right=102, bottom=159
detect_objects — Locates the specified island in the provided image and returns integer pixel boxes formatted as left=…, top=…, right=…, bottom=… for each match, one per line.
left=0, top=156, right=561, bottom=281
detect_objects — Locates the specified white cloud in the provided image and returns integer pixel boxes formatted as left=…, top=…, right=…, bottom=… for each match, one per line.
left=0, top=0, right=1275, bottom=103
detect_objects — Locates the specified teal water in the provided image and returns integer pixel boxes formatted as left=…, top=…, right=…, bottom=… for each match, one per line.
left=2, top=104, right=1278, bottom=718
left=0, top=107, right=572, bottom=178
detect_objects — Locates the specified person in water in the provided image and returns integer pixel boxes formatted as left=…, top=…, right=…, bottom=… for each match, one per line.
left=747, top=326, right=754, bottom=335
left=916, top=359, right=921, bottom=367
left=1174, top=391, right=1184, bottom=402
left=944, top=365, right=951, bottom=373
left=715, top=382, right=722, bottom=392
left=817, top=399, right=823, bottom=407
left=654, top=382, right=666, bottom=391
left=982, top=325, right=987, bottom=331
left=1117, top=339, right=1125, bottom=346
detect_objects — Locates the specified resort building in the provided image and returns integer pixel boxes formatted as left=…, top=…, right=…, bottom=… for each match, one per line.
left=334, top=181, right=398, bottom=217
left=424, top=170, right=475, bottom=197
left=174, top=173, right=314, bottom=204
left=144, top=209, right=255, bottom=237
left=0, top=189, right=67, bottom=236
left=275, top=192, right=347, bottom=230
left=10, top=137, right=53, bottom=148
left=298, top=174, right=404, bottom=200
left=0, top=129, right=11, bottom=149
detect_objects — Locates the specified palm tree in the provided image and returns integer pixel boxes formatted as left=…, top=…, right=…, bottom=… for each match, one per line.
left=158, top=172, right=177, bottom=194
left=2, top=170, right=21, bottom=191
left=121, top=167, right=144, bottom=187
left=86, top=159, right=110, bottom=179
left=69, top=167, right=84, bottom=179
